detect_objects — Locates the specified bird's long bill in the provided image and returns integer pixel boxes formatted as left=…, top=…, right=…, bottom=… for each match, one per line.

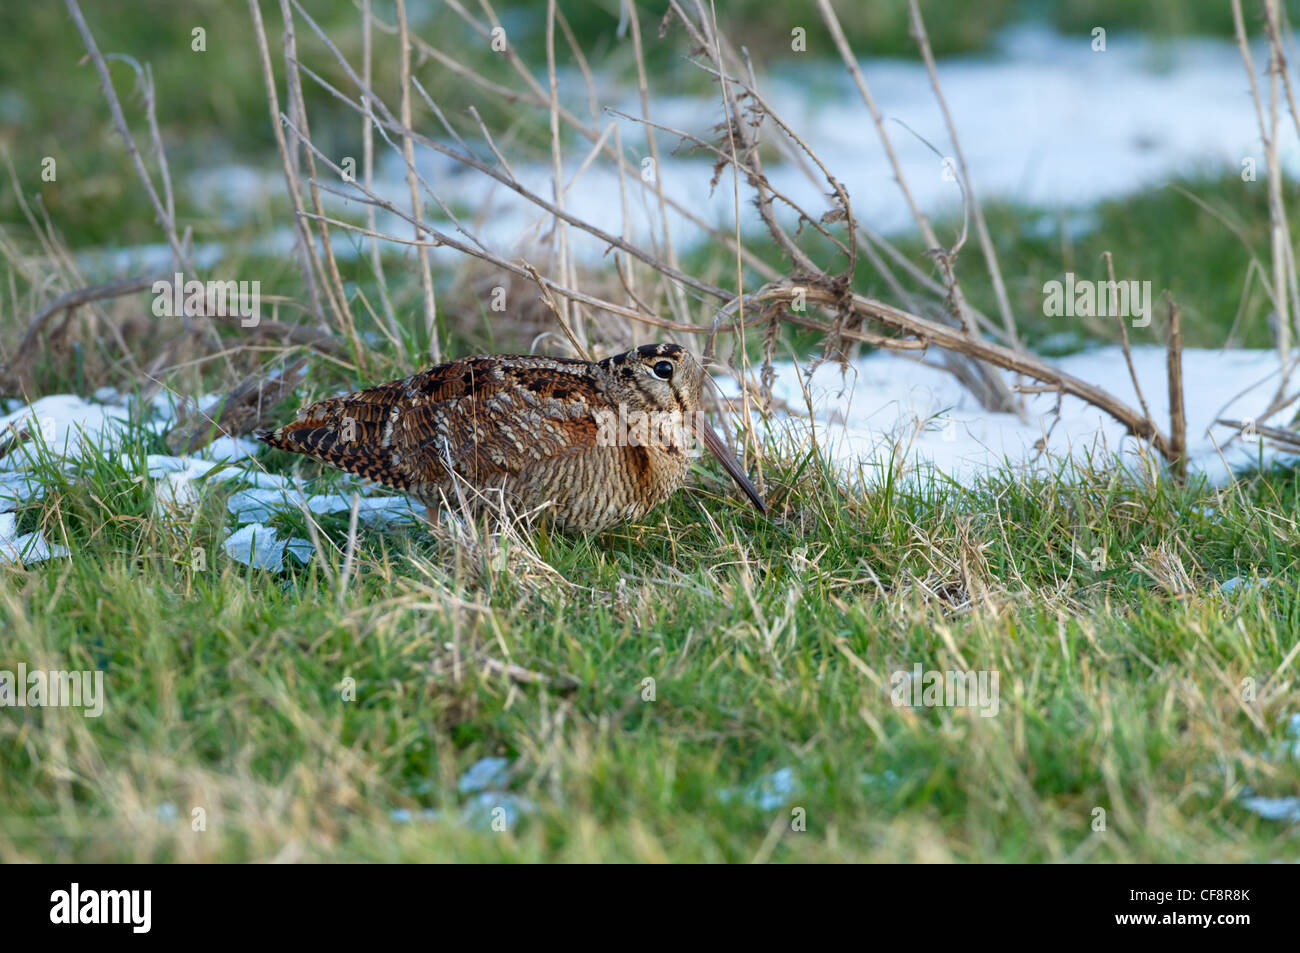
left=692, top=419, right=767, bottom=515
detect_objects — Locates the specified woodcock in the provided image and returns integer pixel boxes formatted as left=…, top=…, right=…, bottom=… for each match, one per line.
left=258, top=343, right=766, bottom=532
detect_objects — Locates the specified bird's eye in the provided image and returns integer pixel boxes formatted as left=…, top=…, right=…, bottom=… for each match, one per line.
left=652, top=360, right=674, bottom=380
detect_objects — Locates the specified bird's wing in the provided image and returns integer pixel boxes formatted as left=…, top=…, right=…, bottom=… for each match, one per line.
left=391, top=357, right=606, bottom=487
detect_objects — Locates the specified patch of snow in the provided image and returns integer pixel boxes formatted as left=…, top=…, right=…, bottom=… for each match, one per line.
left=284, top=537, right=314, bottom=564
left=0, top=394, right=131, bottom=467
left=1273, top=713, right=1300, bottom=761
left=0, top=471, right=42, bottom=512
left=153, top=470, right=201, bottom=519
left=226, top=486, right=417, bottom=525
left=140, top=454, right=221, bottom=481
left=199, top=435, right=261, bottom=463
left=755, top=346, right=1296, bottom=487
left=720, top=767, right=798, bottom=810
left=1240, top=794, right=1300, bottom=823
left=1237, top=715, right=1300, bottom=819
left=235, top=469, right=293, bottom=490
left=387, top=758, right=533, bottom=829
left=389, top=807, right=441, bottom=824
left=0, top=512, right=70, bottom=565
left=1220, top=576, right=1269, bottom=595
left=222, top=522, right=296, bottom=571
left=458, top=757, right=510, bottom=794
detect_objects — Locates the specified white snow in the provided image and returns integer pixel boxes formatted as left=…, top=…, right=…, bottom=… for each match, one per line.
left=761, top=345, right=1295, bottom=486
left=1239, top=795, right=1300, bottom=823
left=221, top=522, right=313, bottom=573
left=0, top=394, right=131, bottom=466
left=0, top=391, right=417, bottom=570
left=0, top=471, right=42, bottom=512
left=457, top=757, right=510, bottom=794
left=720, top=766, right=799, bottom=810
left=0, top=512, right=69, bottom=565
left=387, top=757, right=534, bottom=829
left=219, top=488, right=418, bottom=570
left=225, top=487, right=418, bottom=525
left=1220, top=576, right=1270, bottom=595
left=153, top=470, right=201, bottom=519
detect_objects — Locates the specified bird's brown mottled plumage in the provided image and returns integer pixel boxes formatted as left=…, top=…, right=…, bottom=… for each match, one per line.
left=258, top=343, right=766, bottom=532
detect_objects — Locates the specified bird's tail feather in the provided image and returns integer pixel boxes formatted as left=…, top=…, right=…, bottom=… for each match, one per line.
left=257, top=380, right=414, bottom=491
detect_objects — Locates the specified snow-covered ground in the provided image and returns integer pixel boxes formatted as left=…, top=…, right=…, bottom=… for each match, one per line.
left=0, top=390, right=417, bottom=568
left=763, top=344, right=1295, bottom=487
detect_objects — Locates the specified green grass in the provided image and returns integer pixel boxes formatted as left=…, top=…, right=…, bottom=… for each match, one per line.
left=2, top=414, right=1299, bottom=861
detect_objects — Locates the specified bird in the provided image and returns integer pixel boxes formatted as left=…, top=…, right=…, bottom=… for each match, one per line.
left=257, top=342, right=766, bottom=533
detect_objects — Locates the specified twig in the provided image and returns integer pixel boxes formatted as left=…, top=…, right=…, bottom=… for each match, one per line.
left=1233, top=0, right=1293, bottom=371
left=1165, top=294, right=1186, bottom=478
left=361, top=0, right=403, bottom=358
left=476, top=655, right=579, bottom=692
left=65, top=0, right=190, bottom=274
left=396, top=0, right=441, bottom=362
left=1103, top=251, right=1153, bottom=423
left=248, top=0, right=323, bottom=323
left=743, top=283, right=1180, bottom=459
left=277, top=19, right=733, bottom=303
left=813, top=0, right=1019, bottom=415
left=522, top=261, right=590, bottom=361
left=466, top=105, right=519, bottom=184
left=627, top=0, right=689, bottom=322
left=1216, top=417, right=1300, bottom=449
left=544, top=0, right=577, bottom=345
left=908, top=0, right=1019, bottom=349
left=2, top=274, right=165, bottom=391
left=164, top=357, right=309, bottom=454
left=277, top=0, right=360, bottom=362
left=359, top=1, right=780, bottom=284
